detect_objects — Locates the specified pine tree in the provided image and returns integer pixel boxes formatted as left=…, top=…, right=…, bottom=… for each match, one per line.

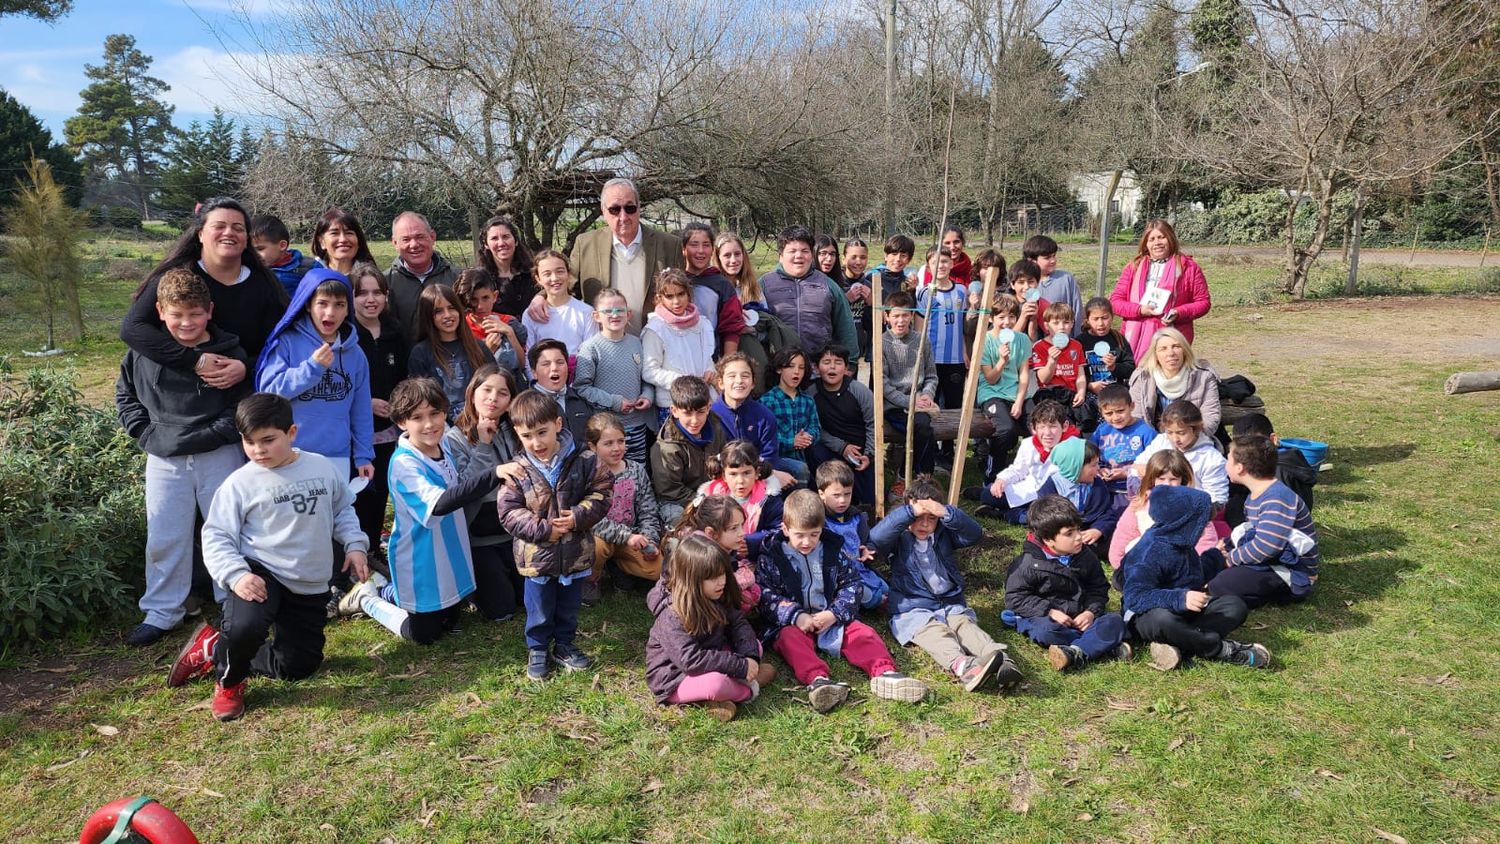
left=159, top=109, right=246, bottom=216
left=4, top=157, right=86, bottom=348
left=0, top=87, right=80, bottom=207
left=63, top=34, right=175, bottom=219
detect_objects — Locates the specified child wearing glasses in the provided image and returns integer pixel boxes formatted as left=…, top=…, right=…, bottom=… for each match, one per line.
left=574, top=288, right=656, bottom=464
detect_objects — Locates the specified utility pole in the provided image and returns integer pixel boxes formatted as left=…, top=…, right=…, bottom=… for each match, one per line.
left=883, top=0, right=897, bottom=236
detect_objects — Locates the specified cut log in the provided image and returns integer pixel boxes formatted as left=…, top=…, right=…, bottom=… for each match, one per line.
left=1444, top=371, right=1500, bottom=395
left=928, top=409, right=995, bottom=441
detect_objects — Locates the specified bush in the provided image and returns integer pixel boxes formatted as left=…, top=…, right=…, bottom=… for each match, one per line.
left=0, top=360, right=146, bottom=648
left=86, top=204, right=144, bottom=230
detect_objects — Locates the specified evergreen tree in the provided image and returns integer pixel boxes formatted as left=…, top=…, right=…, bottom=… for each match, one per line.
left=159, top=109, right=250, bottom=216
left=0, top=87, right=80, bottom=207
left=4, top=157, right=86, bottom=348
left=0, top=0, right=70, bottom=21
left=63, top=34, right=175, bottom=219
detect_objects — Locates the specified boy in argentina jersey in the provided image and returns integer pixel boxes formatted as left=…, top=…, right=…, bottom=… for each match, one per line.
left=169, top=393, right=369, bottom=722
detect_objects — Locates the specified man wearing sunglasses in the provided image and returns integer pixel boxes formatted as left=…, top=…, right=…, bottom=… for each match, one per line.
left=529, top=177, right=681, bottom=336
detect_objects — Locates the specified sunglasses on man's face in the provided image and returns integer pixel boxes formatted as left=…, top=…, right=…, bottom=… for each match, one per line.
left=606, top=204, right=639, bottom=216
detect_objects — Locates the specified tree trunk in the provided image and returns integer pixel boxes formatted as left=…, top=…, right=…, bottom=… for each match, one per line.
left=1444, top=371, right=1500, bottom=395
left=1479, top=134, right=1500, bottom=231
left=1095, top=170, right=1122, bottom=297
left=1344, top=186, right=1364, bottom=296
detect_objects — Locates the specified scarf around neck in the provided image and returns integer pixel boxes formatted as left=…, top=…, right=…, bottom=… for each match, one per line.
left=1154, top=365, right=1192, bottom=400
left=654, top=302, right=701, bottom=329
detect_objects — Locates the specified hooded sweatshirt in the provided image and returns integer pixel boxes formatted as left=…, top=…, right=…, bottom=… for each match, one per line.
left=116, top=326, right=251, bottom=458
left=644, top=579, right=760, bottom=703
left=254, top=268, right=375, bottom=466
left=1121, top=485, right=1225, bottom=617
left=1038, top=437, right=1122, bottom=537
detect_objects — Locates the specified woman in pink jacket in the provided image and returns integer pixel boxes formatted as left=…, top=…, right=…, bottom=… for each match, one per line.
left=1110, top=220, right=1211, bottom=365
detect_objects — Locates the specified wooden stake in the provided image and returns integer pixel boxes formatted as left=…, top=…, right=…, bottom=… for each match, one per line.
left=903, top=289, right=938, bottom=490
left=947, top=265, right=1001, bottom=504
left=1479, top=226, right=1490, bottom=268
left=872, top=286, right=887, bottom=517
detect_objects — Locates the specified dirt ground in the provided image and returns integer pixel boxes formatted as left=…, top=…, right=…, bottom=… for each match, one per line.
left=1188, top=244, right=1496, bottom=269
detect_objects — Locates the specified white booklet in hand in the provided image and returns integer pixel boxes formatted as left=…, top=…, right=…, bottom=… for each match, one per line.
left=1004, top=474, right=1042, bottom=508
left=1141, top=286, right=1170, bottom=313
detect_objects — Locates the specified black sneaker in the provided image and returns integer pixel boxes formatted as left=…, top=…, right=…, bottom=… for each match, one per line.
left=961, top=485, right=984, bottom=502
left=1113, top=641, right=1134, bottom=662
left=1047, top=644, right=1086, bottom=672
left=526, top=648, right=550, bottom=681
left=806, top=676, right=850, bottom=713
left=973, top=505, right=1006, bottom=520
left=126, top=622, right=172, bottom=647
left=1220, top=640, right=1272, bottom=669
left=992, top=652, right=1024, bottom=693
left=550, top=644, right=594, bottom=672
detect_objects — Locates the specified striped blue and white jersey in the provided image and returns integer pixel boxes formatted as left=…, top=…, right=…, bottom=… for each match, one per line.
left=387, top=434, right=477, bottom=612
left=918, top=283, right=968, bottom=365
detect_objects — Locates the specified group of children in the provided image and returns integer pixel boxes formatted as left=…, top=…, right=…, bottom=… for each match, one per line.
left=118, top=214, right=1320, bottom=723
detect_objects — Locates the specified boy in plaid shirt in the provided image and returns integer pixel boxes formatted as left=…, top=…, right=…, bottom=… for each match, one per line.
left=758, top=347, right=820, bottom=482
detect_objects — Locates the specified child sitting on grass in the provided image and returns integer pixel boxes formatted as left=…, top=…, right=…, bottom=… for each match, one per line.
left=1089, top=383, right=1154, bottom=497
left=1037, top=439, right=1122, bottom=555
left=1109, top=450, right=1218, bottom=577
left=652, top=375, right=731, bottom=524
left=495, top=389, right=613, bottom=680
left=646, top=534, right=777, bottom=722
left=697, top=439, right=788, bottom=560
left=1122, top=485, right=1269, bottom=671
left=171, top=393, right=369, bottom=722
left=872, top=479, right=1023, bottom=692
left=757, top=490, right=929, bottom=713
left=816, top=461, right=889, bottom=611
left=585, top=412, right=663, bottom=598
left=671, top=495, right=759, bottom=612
left=1209, top=435, right=1319, bottom=608
left=969, top=400, right=1079, bottom=523
left=1133, top=399, right=1229, bottom=509
left=1004, top=495, right=1130, bottom=672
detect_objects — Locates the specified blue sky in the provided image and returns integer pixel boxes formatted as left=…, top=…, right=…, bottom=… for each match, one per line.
left=0, top=0, right=268, bottom=139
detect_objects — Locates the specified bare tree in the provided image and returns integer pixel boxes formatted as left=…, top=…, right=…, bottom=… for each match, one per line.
left=1173, top=0, right=1498, bottom=296
left=219, top=0, right=867, bottom=248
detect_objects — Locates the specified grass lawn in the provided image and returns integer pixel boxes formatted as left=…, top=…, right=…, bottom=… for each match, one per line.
left=1, top=231, right=1498, bottom=841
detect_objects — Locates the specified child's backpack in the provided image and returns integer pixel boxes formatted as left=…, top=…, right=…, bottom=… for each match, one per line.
left=739, top=305, right=806, bottom=393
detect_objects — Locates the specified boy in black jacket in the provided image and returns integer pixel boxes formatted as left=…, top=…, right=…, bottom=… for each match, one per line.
left=1004, top=495, right=1130, bottom=671
left=116, top=268, right=252, bottom=646
left=1224, top=413, right=1317, bottom=528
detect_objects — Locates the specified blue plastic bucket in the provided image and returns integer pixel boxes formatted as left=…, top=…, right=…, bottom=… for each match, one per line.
left=1279, top=438, right=1328, bottom=468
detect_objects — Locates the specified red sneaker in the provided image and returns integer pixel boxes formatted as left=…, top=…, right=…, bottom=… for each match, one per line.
left=211, top=681, right=246, bottom=722
left=167, top=622, right=219, bottom=688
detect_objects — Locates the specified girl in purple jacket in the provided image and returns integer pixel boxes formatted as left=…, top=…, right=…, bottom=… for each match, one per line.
left=645, top=534, right=777, bottom=722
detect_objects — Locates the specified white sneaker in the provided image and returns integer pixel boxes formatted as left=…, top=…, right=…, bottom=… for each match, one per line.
left=337, top=579, right=380, bottom=618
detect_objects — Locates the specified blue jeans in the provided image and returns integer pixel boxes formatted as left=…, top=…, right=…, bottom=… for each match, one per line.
left=979, top=485, right=1029, bottom=524
left=1015, top=612, right=1126, bottom=661
left=522, top=577, right=583, bottom=651
left=772, top=456, right=810, bottom=485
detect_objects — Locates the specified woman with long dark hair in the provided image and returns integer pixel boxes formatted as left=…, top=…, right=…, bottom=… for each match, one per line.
left=476, top=215, right=537, bottom=319
left=311, top=207, right=378, bottom=277
left=120, top=197, right=287, bottom=387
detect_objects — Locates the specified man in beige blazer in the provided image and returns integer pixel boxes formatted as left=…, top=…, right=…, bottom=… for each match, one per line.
left=529, top=178, right=681, bottom=335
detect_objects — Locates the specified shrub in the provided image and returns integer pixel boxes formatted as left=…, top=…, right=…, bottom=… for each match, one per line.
left=0, top=360, right=146, bottom=648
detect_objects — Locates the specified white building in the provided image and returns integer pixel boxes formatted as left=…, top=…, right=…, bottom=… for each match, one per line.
left=1070, top=171, right=1143, bottom=230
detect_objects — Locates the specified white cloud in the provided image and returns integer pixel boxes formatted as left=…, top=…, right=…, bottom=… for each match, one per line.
left=154, top=45, right=308, bottom=123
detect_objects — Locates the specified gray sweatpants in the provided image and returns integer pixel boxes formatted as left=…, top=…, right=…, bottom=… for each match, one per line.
left=141, top=444, right=243, bottom=629
left=911, top=614, right=1002, bottom=674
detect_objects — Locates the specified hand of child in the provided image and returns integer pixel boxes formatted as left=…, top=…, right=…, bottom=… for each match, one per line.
left=1184, top=590, right=1209, bottom=612
left=197, top=355, right=248, bottom=390
left=342, top=549, right=370, bottom=582
left=494, top=463, right=526, bottom=485
left=1103, top=351, right=1117, bottom=368
left=915, top=395, right=938, bottom=411
left=483, top=331, right=504, bottom=352
left=703, top=369, right=720, bottom=388
left=628, top=534, right=650, bottom=551
left=552, top=509, right=577, bottom=532
left=842, top=444, right=863, bottom=464
left=548, top=524, right=567, bottom=542
left=795, top=613, right=818, bottom=633
left=1047, top=344, right=1062, bottom=361
left=1072, top=390, right=1086, bottom=407
left=744, top=657, right=760, bottom=679
left=1073, top=610, right=1096, bottom=631
left=989, top=475, right=1007, bottom=498
left=793, top=431, right=814, bottom=450
left=477, top=417, right=498, bottom=444
left=1010, top=399, right=1024, bottom=420
left=634, top=396, right=653, bottom=411
left=771, top=469, right=797, bottom=488
left=311, top=342, right=334, bottom=368
left=619, top=398, right=634, bottom=413
left=812, top=610, right=837, bottom=632
left=481, top=314, right=505, bottom=336
left=997, top=343, right=1010, bottom=363
left=371, top=398, right=392, bottom=418
left=859, top=545, right=877, bottom=562
left=232, top=573, right=268, bottom=603
left=526, top=294, right=550, bottom=324
left=1020, top=301, right=1036, bottom=320
left=356, top=463, right=375, bottom=481
left=1047, top=608, right=1073, bottom=627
